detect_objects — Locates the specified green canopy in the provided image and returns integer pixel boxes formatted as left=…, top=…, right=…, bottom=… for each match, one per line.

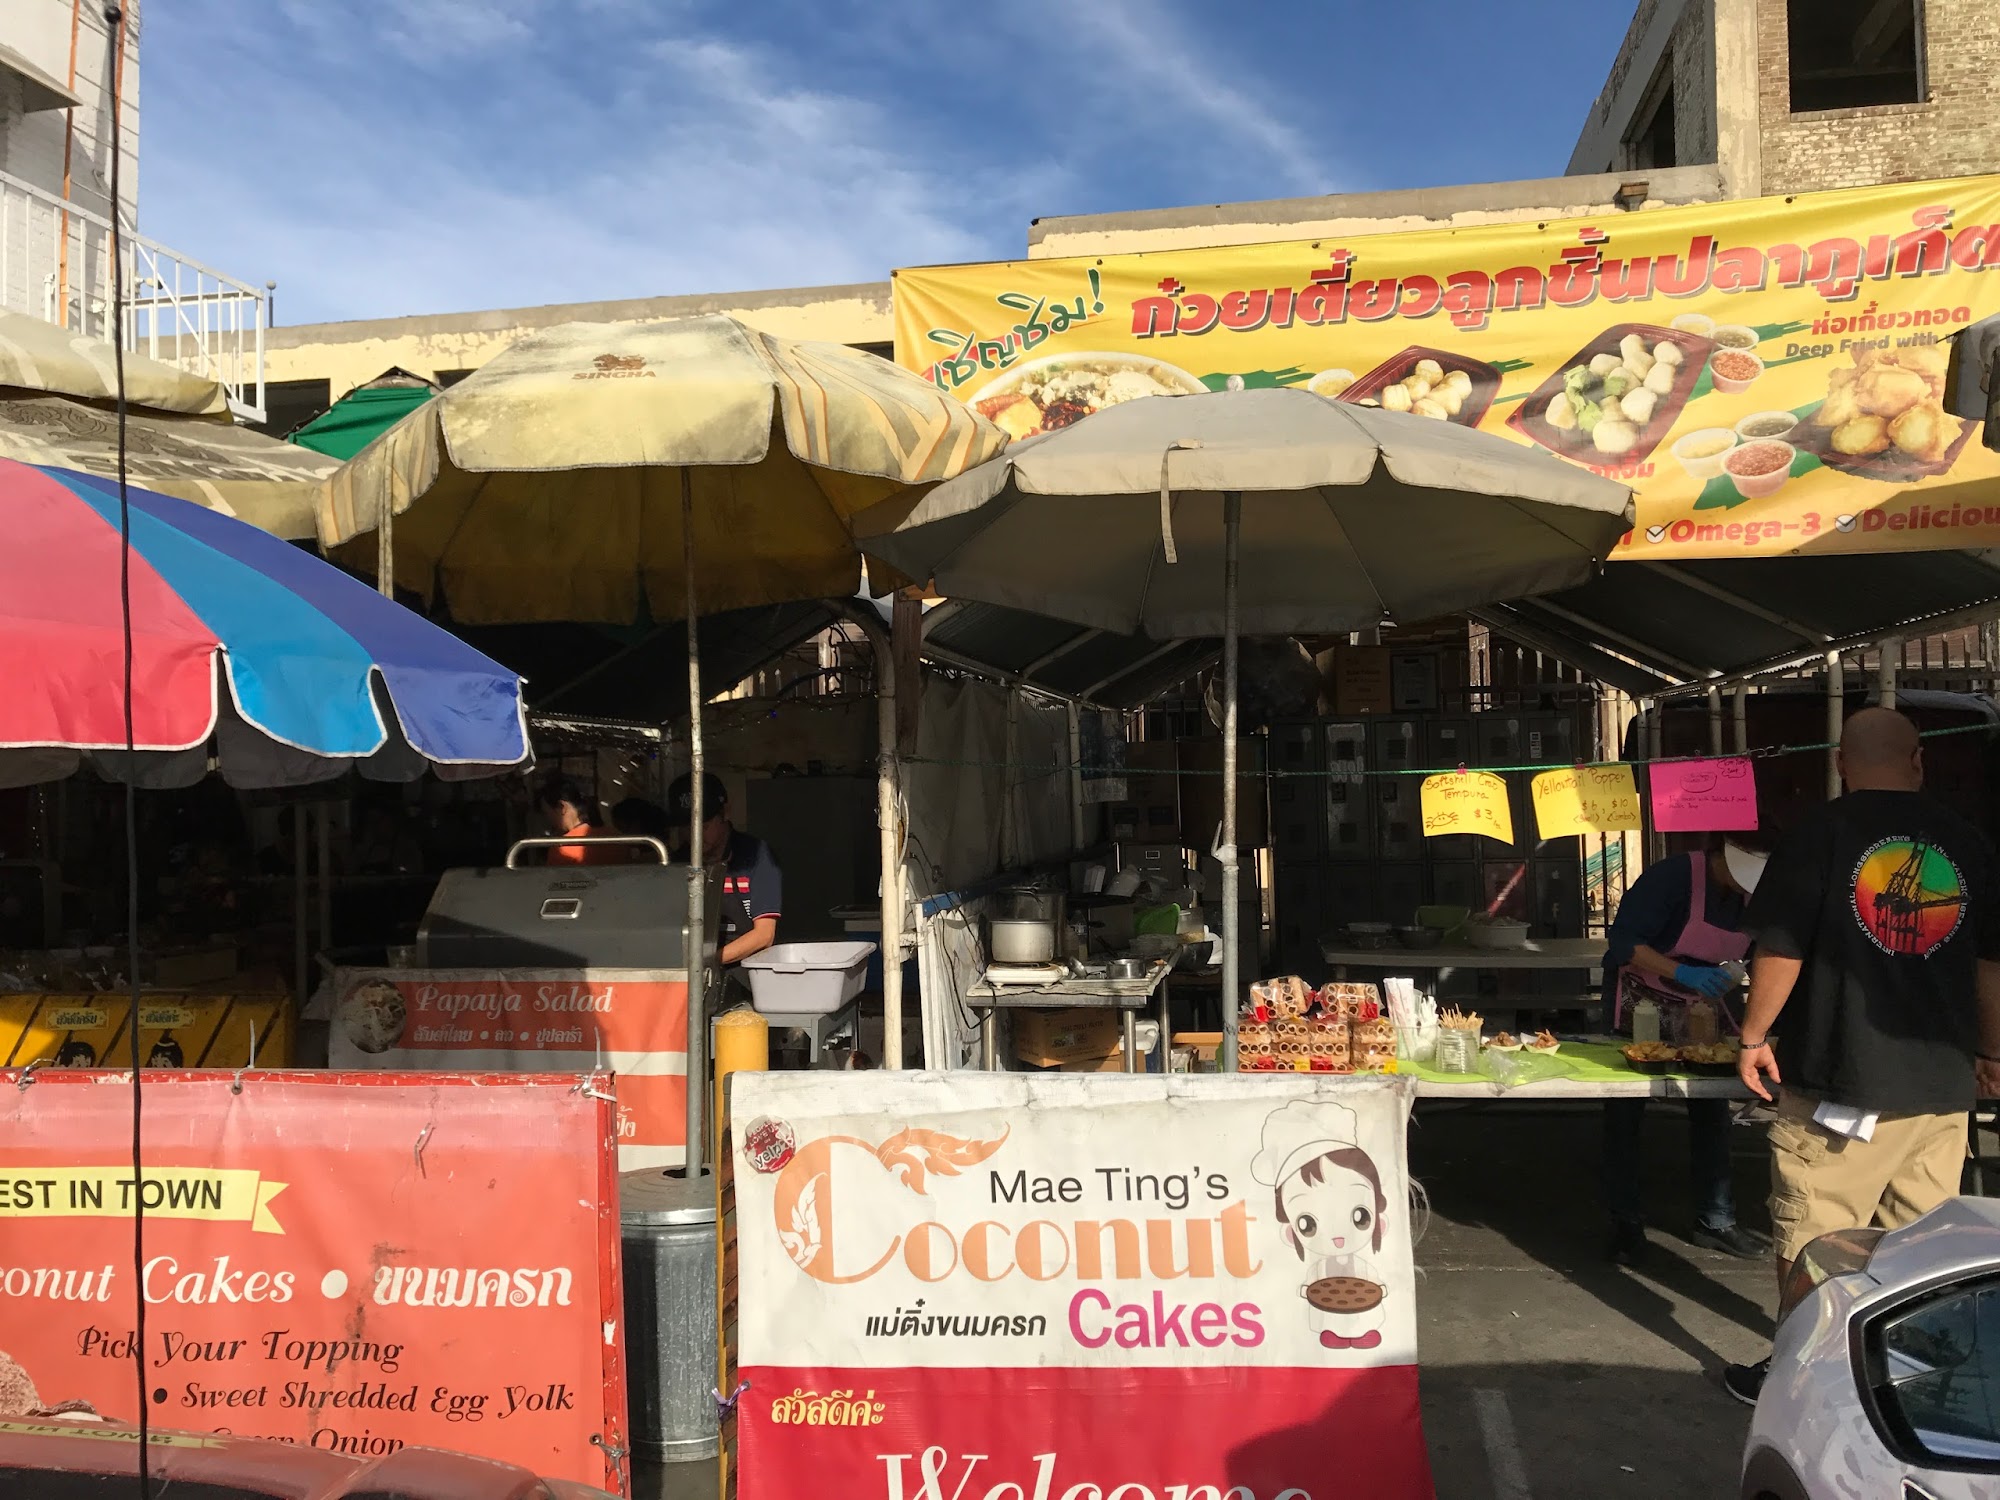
left=289, top=380, right=436, bottom=460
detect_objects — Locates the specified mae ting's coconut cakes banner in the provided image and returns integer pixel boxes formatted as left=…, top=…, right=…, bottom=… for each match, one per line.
left=894, top=174, right=2000, bottom=561
left=732, top=1072, right=1431, bottom=1500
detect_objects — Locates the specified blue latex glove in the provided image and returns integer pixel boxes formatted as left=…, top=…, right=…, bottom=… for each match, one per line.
left=1674, top=963, right=1732, bottom=999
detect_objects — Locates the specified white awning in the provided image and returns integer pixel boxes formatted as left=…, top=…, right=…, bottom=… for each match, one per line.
left=0, top=43, right=80, bottom=113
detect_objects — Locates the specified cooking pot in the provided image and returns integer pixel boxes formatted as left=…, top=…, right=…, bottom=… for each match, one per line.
left=989, top=918, right=1059, bottom=964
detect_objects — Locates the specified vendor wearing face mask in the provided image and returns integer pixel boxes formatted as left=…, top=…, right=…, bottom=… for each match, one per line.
left=667, top=771, right=781, bottom=970
left=1600, top=834, right=1771, bottom=1267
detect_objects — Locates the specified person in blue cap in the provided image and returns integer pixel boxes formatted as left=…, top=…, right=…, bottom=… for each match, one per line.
left=667, top=771, right=782, bottom=971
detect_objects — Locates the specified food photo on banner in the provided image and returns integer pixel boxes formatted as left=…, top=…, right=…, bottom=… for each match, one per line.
left=893, top=174, right=2000, bottom=560
left=0, top=1070, right=626, bottom=1492
left=731, top=1071, right=1432, bottom=1500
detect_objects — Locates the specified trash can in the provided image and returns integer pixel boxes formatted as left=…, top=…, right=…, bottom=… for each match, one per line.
left=620, top=1168, right=719, bottom=1463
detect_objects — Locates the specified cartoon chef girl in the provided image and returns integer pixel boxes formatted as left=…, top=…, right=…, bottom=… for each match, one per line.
left=1252, top=1100, right=1390, bottom=1352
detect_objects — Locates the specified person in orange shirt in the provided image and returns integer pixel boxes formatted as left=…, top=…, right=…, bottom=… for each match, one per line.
left=537, top=776, right=619, bottom=866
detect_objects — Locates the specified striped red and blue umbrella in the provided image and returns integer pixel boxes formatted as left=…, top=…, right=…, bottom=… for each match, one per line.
left=0, top=459, right=529, bottom=781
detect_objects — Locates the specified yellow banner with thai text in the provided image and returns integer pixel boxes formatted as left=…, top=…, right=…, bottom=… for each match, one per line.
left=894, top=175, right=2000, bottom=559
left=0, top=1166, right=287, bottom=1233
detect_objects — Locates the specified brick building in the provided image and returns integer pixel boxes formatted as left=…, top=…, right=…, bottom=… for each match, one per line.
left=1571, top=0, right=2000, bottom=197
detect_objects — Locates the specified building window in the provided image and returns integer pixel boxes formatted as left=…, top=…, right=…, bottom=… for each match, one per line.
left=1788, top=0, right=1924, bottom=113
left=1627, top=81, right=1677, bottom=170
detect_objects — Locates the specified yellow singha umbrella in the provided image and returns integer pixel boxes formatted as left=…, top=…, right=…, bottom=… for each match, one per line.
left=313, top=313, right=1006, bottom=1156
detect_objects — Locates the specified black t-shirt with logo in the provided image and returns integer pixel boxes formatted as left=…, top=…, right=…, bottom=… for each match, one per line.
left=1743, top=789, right=2000, bottom=1111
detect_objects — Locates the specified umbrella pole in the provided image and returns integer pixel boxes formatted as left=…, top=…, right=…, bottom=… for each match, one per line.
left=683, top=470, right=709, bottom=1178
left=1221, top=491, right=1242, bottom=1073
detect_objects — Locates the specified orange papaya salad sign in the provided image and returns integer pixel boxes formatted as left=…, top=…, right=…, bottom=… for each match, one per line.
left=0, top=1070, right=626, bottom=1493
left=894, top=174, right=2000, bottom=559
left=732, top=1071, right=1430, bottom=1500
left=326, top=967, right=689, bottom=1171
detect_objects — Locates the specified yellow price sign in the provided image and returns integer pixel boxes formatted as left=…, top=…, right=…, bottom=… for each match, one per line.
left=1531, top=764, right=1642, bottom=837
left=1419, top=771, right=1513, bottom=845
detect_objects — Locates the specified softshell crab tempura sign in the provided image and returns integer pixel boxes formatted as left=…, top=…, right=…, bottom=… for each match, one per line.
left=732, top=1072, right=1431, bottom=1500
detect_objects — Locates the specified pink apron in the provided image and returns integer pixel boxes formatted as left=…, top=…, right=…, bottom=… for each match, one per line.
left=1614, top=852, right=1750, bottom=1037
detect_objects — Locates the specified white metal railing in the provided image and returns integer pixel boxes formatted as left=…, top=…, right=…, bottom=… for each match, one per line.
left=0, top=166, right=268, bottom=422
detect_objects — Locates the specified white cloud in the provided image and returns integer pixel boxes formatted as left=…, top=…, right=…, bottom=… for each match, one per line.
left=135, top=0, right=1321, bottom=324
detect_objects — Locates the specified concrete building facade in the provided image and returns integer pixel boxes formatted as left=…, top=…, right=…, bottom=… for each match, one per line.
left=1572, top=0, right=2000, bottom=198
left=0, top=0, right=138, bottom=327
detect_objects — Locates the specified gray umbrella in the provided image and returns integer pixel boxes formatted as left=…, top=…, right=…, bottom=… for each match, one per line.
left=857, top=388, right=1634, bottom=1067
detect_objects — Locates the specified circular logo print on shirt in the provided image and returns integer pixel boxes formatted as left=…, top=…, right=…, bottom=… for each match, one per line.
left=1850, top=837, right=1966, bottom=957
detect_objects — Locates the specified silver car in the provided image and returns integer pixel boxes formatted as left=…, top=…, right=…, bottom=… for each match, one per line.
left=1742, top=1196, right=2000, bottom=1500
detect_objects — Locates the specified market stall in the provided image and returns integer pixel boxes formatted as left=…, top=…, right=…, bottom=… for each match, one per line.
left=0, top=456, right=532, bottom=1073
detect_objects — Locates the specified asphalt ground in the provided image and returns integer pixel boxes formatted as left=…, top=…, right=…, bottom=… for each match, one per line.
left=1411, top=1098, right=1776, bottom=1500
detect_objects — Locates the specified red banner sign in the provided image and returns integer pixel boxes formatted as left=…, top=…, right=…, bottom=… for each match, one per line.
left=327, top=967, right=689, bottom=1170
left=0, top=1070, right=627, bottom=1492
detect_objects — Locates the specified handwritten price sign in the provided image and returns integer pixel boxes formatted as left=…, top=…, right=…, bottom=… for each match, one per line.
left=1650, top=757, right=1759, bottom=832
left=1419, top=771, right=1514, bottom=845
left=1531, top=764, right=1642, bottom=838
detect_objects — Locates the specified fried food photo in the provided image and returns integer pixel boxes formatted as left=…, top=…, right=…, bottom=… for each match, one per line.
left=1830, top=414, right=1891, bottom=455
left=1811, top=342, right=1962, bottom=466
left=1890, top=404, right=1952, bottom=462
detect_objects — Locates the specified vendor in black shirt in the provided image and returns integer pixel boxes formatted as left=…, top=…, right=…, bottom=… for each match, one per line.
left=1599, top=835, right=1771, bottom=1266
left=1722, top=707, right=2000, bottom=1407
left=668, top=771, right=782, bottom=969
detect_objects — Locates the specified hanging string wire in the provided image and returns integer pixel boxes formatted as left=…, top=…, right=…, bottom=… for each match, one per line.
left=899, top=719, right=2000, bottom=779
left=102, top=5, right=149, bottom=1488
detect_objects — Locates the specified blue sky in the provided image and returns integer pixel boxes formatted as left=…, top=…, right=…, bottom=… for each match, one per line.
left=139, top=1, right=1638, bottom=328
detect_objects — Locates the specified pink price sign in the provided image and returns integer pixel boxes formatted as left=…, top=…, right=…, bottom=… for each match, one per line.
left=1649, top=757, right=1759, bottom=833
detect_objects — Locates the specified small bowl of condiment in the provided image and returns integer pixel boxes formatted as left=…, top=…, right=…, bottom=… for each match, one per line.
left=1735, top=409, right=1799, bottom=441
left=1671, top=427, right=1738, bottom=480
left=1670, top=313, right=1717, bottom=338
left=1723, top=439, right=1796, bottom=498
left=1709, top=349, right=1764, bottom=393
left=1711, top=324, right=1761, bottom=351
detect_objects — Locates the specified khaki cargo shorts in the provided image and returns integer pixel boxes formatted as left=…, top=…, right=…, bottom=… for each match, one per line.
left=1769, top=1088, right=1968, bottom=1264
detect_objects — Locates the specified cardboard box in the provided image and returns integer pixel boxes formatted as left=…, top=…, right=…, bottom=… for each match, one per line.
left=1013, top=1007, right=1124, bottom=1067
left=0, top=992, right=293, bottom=1069
left=1333, top=647, right=1392, bottom=715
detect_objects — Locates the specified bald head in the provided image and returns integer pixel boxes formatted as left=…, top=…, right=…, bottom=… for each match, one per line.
left=1838, top=707, right=1923, bottom=792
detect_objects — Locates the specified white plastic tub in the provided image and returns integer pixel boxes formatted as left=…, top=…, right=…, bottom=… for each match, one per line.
left=739, top=940, right=878, bottom=1015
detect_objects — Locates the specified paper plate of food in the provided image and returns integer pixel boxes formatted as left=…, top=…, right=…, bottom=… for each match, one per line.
left=1485, top=1031, right=1524, bottom=1054
left=1525, top=1029, right=1562, bottom=1055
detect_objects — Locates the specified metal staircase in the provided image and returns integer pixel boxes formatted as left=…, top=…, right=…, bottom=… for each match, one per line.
left=0, top=164, right=268, bottom=422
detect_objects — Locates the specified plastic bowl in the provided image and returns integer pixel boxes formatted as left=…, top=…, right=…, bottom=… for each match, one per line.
left=1711, top=324, right=1761, bottom=351
left=1723, top=439, right=1796, bottom=499
left=1735, top=409, right=1799, bottom=442
left=1669, top=313, right=1716, bottom=338
left=1709, top=349, right=1765, bottom=394
left=1671, top=427, right=1738, bottom=481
